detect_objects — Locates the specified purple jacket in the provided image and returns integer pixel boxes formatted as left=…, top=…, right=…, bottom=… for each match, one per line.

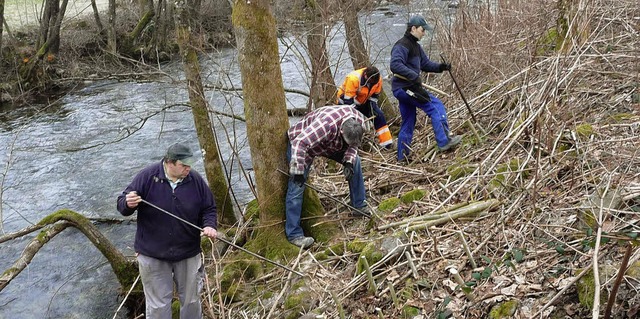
left=117, top=161, right=217, bottom=261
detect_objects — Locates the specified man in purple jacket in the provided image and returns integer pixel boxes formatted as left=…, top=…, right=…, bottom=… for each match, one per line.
left=117, top=143, right=217, bottom=319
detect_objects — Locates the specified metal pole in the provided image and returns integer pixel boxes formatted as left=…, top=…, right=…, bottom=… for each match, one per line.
left=440, top=53, right=478, bottom=123
left=139, top=199, right=304, bottom=277
left=276, top=168, right=373, bottom=219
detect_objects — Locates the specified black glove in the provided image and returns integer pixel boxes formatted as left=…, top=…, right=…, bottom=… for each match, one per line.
left=438, top=63, right=452, bottom=73
left=292, top=174, right=305, bottom=187
left=411, top=75, right=423, bottom=86
left=343, top=163, right=354, bottom=180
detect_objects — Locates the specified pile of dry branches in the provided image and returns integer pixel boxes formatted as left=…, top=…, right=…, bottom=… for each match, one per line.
left=199, top=0, right=639, bottom=318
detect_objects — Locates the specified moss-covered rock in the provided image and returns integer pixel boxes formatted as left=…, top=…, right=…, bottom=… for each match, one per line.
left=401, top=189, right=426, bottom=204
left=489, top=299, right=518, bottom=318
left=575, top=123, right=594, bottom=139
left=576, top=265, right=617, bottom=310
left=378, top=197, right=401, bottom=214
left=447, top=160, right=476, bottom=181
left=283, top=286, right=318, bottom=319
left=401, top=304, right=420, bottom=318
left=489, top=158, right=528, bottom=194
left=355, top=242, right=383, bottom=274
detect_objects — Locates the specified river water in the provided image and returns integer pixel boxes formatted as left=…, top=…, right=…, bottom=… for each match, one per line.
left=0, top=3, right=454, bottom=317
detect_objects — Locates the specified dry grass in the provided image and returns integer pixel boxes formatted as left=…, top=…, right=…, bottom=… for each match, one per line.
left=201, top=0, right=639, bottom=318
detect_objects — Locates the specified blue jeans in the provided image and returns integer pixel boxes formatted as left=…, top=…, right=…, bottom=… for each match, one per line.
left=285, top=142, right=366, bottom=240
left=393, top=88, right=450, bottom=161
left=355, top=101, right=388, bottom=132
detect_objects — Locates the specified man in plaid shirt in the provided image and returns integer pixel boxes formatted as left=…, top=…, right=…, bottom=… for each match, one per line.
left=285, top=105, right=369, bottom=248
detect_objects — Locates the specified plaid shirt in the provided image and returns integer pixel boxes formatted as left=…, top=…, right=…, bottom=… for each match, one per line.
left=287, top=105, right=366, bottom=175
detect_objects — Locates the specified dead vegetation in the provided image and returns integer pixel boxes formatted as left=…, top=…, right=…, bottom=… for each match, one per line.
left=203, top=0, right=639, bottom=318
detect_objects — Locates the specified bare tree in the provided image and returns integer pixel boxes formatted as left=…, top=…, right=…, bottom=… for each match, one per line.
left=175, top=0, right=236, bottom=224
left=305, top=0, right=337, bottom=109
left=0, top=0, right=5, bottom=52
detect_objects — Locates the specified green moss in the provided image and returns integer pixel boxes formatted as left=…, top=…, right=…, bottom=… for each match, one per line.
left=608, top=113, right=634, bottom=122
left=325, top=243, right=346, bottom=256
left=355, top=242, right=383, bottom=274
left=489, top=158, right=528, bottom=191
left=400, top=278, right=415, bottom=300
left=400, top=189, right=426, bottom=204
left=447, top=160, right=476, bottom=181
left=575, top=123, right=594, bottom=139
left=315, top=251, right=329, bottom=261
left=283, top=289, right=315, bottom=319
left=489, top=300, right=518, bottom=318
left=244, top=199, right=260, bottom=223
left=576, top=266, right=615, bottom=309
left=402, top=305, right=420, bottom=318
left=347, top=240, right=368, bottom=253
left=378, top=198, right=401, bottom=213
left=626, top=261, right=640, bottom=278
left=172, top=300, right=180, bottom=319
left=536, top=27, right=560, bottom=55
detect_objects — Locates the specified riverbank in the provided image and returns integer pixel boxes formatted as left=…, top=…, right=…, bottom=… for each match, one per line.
left=0, top=0, right=233, bottom=106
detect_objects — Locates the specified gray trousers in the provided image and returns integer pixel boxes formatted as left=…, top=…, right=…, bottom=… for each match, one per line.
left=137, top=253, right=204, bottom=319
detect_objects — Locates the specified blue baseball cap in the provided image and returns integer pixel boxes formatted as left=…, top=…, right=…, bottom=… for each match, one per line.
left=408, top=16, right=432, bottom=31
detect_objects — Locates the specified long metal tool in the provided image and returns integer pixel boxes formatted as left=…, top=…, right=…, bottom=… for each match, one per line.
left=139, top=198, right=304, bottom=276
left=440, top=54, right=478, bottom=123
left=276, top=168, right=372, bottom=219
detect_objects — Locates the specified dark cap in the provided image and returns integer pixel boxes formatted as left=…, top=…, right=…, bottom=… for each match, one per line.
left=166, top=143, right=197, bottom=166
left=408, top=16, right=432, bottom=31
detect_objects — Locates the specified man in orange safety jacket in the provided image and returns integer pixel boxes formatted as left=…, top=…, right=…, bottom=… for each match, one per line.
left=337, top=66, right=393, bottom=149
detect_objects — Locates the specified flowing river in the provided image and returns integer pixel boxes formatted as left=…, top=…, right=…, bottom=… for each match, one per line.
left=0, top=3, right=456, bottom=317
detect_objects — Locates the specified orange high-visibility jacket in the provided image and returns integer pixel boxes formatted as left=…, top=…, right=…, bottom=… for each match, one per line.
left=337, top=68, right=382, bottom=105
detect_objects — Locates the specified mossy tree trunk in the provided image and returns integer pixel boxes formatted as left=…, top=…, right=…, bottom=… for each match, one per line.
left=340, top=1, right=397, bottom=120
left=0, top=210, right=139, bottom=292
left=175, top=0, right=236, bottom=225
left=305, top=0, right=336, bottom=110
left=232, top=0, right=332, bottom=255
left=557, top=0, right=592, bottom=53
left=21, top=0, right=68, bottom=84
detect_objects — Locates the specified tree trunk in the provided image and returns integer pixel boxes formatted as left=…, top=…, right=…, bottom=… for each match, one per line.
left=0, top=0, right=5, bottom=52
left=233, top=0, right=290, bottom=227
left=233, top=0, right=336, bottom=257
left=557, top=0, right=591, bottom=53
left=175, top=0, right=236, bottom=225
left=305, top=0, right=336, bottom=109
left=107, top=0, right=116, bottom=53
left=21, top=0, right=68, bottom=83
left=128, top=0, right=155, bottom=42
left=90, top=0, right=104, bottom=35
left=47, top=0, right=67, bottom=54
left=341, top=6, right=397, bottom=120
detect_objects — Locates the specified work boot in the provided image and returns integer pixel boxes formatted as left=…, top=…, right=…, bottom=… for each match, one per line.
left=439, top=135, right=462, bottom=152
left=350, top=206, right=371, bottom=218
left=289, top=236, right=314, bottom=249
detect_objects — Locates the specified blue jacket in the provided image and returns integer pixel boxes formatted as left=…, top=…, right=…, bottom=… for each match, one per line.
left=390, top=32, right=441, bottom=91
left=117, top=161, right=217, bottom=261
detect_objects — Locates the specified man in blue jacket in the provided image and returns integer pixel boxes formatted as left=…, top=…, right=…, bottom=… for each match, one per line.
left=117, top=142, right=217, bottom=319
left=390, top=16, right=462, bottom=163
